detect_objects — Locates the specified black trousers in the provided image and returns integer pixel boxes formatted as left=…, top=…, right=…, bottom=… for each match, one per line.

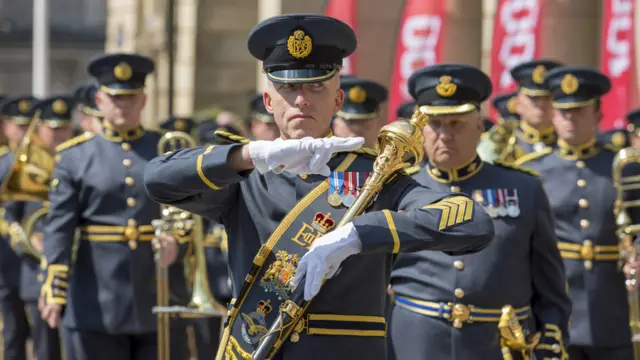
left=0, top=289, right=29, bottom=360
left=61, top=322, right=189, bottom=360
left=568, top=345, right=634, bottom=360
left=25, top=301, right=62, bottom=360
left=191, top=317, right=223, bottom=360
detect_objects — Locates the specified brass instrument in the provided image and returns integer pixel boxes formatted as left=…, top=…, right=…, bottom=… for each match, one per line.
left=252, top=110, right=429, bottom=360
left=477, top=120, right=519, bottom=164
left=0, top=112, right=55, bottom=203
left=8, top=206, right=49, bottom=263
left=151, top=131, right=227, bottom=360
left=612, top=147, right=640, bottom=357
left=1, top=114, right=55, bottom=261
left=498, top=305, right=540, bottom=360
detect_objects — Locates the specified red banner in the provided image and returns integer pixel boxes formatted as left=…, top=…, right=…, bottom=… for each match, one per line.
left=599, top=0, right=636, bottom=131
left=489, top=0, right=544, bottom=121
left=325, top=0, right=358, bottom=75
left=387, top=0, right=445, bottom=123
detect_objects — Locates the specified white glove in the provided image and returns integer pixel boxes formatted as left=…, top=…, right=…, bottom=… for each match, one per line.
left=248, top=136, right=364, bottom=176
left=293, top=222, right=362, bottom=301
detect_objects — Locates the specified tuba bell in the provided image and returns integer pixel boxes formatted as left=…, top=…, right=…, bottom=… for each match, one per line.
left=477, top=119, right=519, bottom=164
left=1, top=114, right=56, bottom=262
left=612, top=147, right=640, bottom=358
left=151, top=131, right=227, bottom=360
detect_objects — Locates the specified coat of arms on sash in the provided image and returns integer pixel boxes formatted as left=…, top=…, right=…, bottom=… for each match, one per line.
left=241, top=300, right=273, bottom=344
left=260, top=251, right=300, bottom=300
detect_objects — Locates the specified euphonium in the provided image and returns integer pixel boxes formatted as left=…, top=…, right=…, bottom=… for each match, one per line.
left=151, top=131, right=226, bottom=360
left=0, top=112, right=55, bottom=203
left=1, top=114, right=55, bottom=261
left=612, top=147, right=640, bottom=358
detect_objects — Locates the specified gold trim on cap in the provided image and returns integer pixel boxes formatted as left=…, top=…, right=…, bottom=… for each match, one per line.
left=519, top=87, right=549, bottom=97
left=52, top=99, right=68, bottom=115
left=419, top=103, right=476, bottom=115
left=18, top=100, right=31, bottom=113
left=506, top=97, right=517, bottom=113
left=553, top=98, right=595, bottom=109
left=100, top=86, right=144, bottom=96
left=336, top=110, right=378, bottom=120
left=266, top=68, right=339, bottom=83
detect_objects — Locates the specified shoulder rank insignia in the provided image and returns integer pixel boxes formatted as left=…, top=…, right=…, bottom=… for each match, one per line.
left=241, top=300, right=272, bottom=344
left=494, top=160, right=540, bottom=177
left=0, top=145, right=10, bottom=157
left=214, top=130, right=250, bottom=145
left=472, top=188, right=521, bottom=218
left=513, top=146, right=552, bottom=166
left=55, top=132, right=95, bottom=153
left=401, top=165, right=421, bottom=176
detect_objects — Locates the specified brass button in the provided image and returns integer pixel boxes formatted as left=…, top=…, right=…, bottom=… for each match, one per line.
left=128, top=219, right=137, bottom=226
left=579, top=199, right=589, bottom=208
left=127, top=197, right=136, bottom=207
left=576, top=160, right=585, bottom=168
left=125, top=177, right=135, bottom=186
left=580, top=219, right=590, bottom=229
left=577, top=179, right=587, bottom=188
left=450, top=186, right=460, bottom=192
left=121, top=142, right=131, bottom=151
left=454, top=261, right=464, bottom=270
left=300, top=174, right=308, bottom=180
left=551, top=344, right=561, bottom=353
left=454, top=288, right=464, bottom=299
left=123, top=159, right=132, bottom=167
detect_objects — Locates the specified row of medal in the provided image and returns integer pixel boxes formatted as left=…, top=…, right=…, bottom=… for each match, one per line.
left=327, top=171, right=371, bottom=208
left=472, top=188, right=521, bottom=218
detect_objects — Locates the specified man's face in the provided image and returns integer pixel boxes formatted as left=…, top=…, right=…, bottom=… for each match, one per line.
left=264, top=76, right=343, bottom=139
left=423, top=111, right=483, bottom=169
left=96, top=92, right=146, bottom=129
left=37, top=124, right=74, bottom=152
left=250, top=119, right=280, bottom=141
left=3, top=120, right=29, bottom=144
left=552, top=103, right=600, bottom=145
left=516, top=92, right=553, bottom=127
left=332, top=117, right=381, bottom=148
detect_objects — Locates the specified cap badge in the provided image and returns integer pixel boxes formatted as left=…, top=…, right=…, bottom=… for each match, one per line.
left=18, top=99, right=30, bottom=113
left=612, top=131, right=626, bottom=147
left=52, top=99, right=68, bottom=115
left=287, top=30, right=313, bottom=59
left=506, top=97, right=517, bottom=113
left=174, top=118, right=187, bottom=131
left=114, top=62, right=133, bottom=81
left=561, top=74, right=579, bottom=95
left=532, top=65, right=546, bottom=85
left=348, top=86, right=367, bottom=104
left=436, top=75, right=457, bottom=97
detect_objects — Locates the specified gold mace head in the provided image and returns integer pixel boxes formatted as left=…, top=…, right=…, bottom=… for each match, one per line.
left=376, top=110, right=428, bottom=168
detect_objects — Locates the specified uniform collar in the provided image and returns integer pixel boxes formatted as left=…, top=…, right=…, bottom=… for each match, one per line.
left=556, top=138, right=599, bottom=160
left=101, top=120, right=145, bottom=142
left=518, top=121, right=556, bottom=145
left=426, top=154, right=483, bottom=183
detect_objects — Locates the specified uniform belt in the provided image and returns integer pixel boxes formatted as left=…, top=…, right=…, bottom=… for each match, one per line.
left=557, top=241, right=619, bottom=269
left=395, top=295, right=530, bottom=328
left=80, top=224, right=155, bottom=242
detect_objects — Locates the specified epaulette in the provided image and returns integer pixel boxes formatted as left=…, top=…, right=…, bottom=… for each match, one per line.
left=494, top=160, right=539, bottom=177
left=214, top=130, right=250, bottom=144
left=513, top=146, right=552, bottom=166
left=55, top=132, right=95, bottom=153
left=351, top=147, right=377, bottom=158
left=400, top=164, right=421, bottom=176
left=0, top=145, right=10, bottom=157
left=603, top=143, right=622, bottom=152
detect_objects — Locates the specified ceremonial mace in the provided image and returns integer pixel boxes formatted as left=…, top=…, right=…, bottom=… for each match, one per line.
left=252, top=111, right=429, bottom=360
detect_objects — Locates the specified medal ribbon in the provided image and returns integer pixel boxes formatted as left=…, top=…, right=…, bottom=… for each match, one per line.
left=504, top=189, right=519, bottom=206
left=496, top=189, right=505, bottom=209
left=485, top=189, right=495, bottom=208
